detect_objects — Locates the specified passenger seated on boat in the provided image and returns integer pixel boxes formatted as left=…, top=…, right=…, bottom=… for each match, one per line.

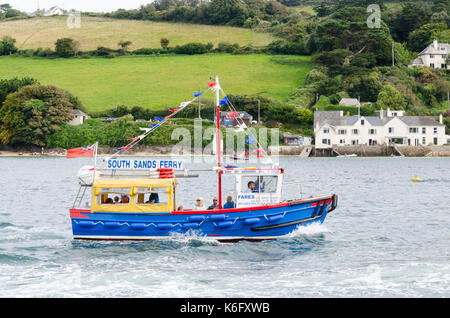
left=177, top=206, right=184, bottom=211
left=254, top=176, right=265, bottom=193
left=193, top=197, right=205, bottom=210
left=105, top=198, right=114, bottom=204
left=207, top=197, right=219, bottom=210
left=145, top=193, right=159, bottom=204
left=223, top=196, right=235, bottom=209
left=245, top=181, right=256, bottom=193
left=114, top=196, right=120, bottom=204
left=120, top=195, right=130, bottom=204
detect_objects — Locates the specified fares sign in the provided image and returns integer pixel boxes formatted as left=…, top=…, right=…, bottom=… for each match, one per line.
left=106, top=159, right=183, bottom=170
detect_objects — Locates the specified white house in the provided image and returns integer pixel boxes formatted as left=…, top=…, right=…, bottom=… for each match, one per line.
left=409, top=39, right=449, bottom=69
left=32, top=6, right=66, bottom=17
left=67, top=109, right=90, bottom=126
left=314, top=109, right=448, bottom=149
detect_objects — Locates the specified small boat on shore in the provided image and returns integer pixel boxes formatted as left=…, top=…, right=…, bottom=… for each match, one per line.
left=69, top=76, right=338, bottom=242
left=336, top=154, right=357, bottom=158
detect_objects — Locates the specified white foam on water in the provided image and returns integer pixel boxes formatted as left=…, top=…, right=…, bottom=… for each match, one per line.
left=287, top=222, right=330, bottom=237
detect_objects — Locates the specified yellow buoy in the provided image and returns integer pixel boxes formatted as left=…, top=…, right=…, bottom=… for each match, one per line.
left=411, top=178, right=422, bottom=182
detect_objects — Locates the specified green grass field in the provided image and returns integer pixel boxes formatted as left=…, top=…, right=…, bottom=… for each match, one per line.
left=0, top=54, right=312, bottom=111
left=0, top=16, right=275, bottom=51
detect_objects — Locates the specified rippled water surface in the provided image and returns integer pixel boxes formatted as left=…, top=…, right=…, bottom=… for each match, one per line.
left=0, top=156, right=449, bottom=297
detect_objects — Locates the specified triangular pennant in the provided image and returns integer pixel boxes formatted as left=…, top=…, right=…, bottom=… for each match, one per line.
left=207, top=82, right=217, bottom=87
left=219, top=96, right=229, bottom=106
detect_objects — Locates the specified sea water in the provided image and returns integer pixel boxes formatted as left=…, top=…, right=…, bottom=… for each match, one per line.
left=0, top=156, right=449, bottom=297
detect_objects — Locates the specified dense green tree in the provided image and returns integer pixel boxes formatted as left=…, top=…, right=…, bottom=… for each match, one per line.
left=0, top=36, right=18, bottom=55
left=0, top=77, right=38, bottom=106
left=0, top=85, right=77, bottom=146
left=376, top=85, right=407, bottom=110
left=390, top=2, right=431, bottom=42
left=55, top=38, right=80, bottom=57
left=407, top=22, right=448, bottom=52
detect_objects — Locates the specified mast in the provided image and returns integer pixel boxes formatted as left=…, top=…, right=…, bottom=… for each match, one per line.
left=215, top=75, right=223, bottom=208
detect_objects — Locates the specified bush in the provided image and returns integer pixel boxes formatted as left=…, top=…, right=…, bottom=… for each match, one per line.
left=173, top=42, right=209, bottom=55
left=216, top=42, right=239, bottom=53
left=266, top=40, right=307, bottom=55
left=0, top=36, right=18, bottom=55
left=55, top=38, right=80, bottom=57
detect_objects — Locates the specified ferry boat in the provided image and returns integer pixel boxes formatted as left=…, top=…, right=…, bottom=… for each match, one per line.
left=69, top=77, right=338, bottom=242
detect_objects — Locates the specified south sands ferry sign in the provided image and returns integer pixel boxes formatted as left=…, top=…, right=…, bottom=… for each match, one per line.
left=106, top=159, right=184, bottom=170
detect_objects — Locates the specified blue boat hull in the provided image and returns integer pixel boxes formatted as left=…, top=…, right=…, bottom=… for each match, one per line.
left=70, top=195, right=337, bottom=242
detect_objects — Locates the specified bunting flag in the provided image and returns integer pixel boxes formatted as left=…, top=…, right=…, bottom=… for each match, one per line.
left=245, top=136, right=256, bottom=145
left=207, top=82, right=217, bottom=87
left=154, top=116, right=164, bottom=122
left=126, top=137, right=138, bottom=142
left=219, top=96, right=229, bottom=106
left=113, top=146, right=131, bottom=152
left=168, top=108, right=179, bottom=113
left=152, top=124, right=160, bottom=128
left=194, top=92, right=204, bottom=98
left=234, top=122, right=247, bottom=132
left=226, top=111, right=238, bottom=119
left=66, top=144, right=96, bottom=158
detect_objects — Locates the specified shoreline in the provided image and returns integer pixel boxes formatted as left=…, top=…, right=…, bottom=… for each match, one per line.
left=1, top=145, right=450, bottom=158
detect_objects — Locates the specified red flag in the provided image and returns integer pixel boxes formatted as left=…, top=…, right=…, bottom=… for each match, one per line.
left=207, top=82, right=217, bottom=87
left=126, top=137, right=138, bottom=142
left=66, top=147, right=95, bottom=159
left=168, top=108, right=179, bottom=113
left=226, top=111, right=238, bottom=119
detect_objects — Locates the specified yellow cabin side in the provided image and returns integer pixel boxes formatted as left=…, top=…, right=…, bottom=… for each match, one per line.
left=91, top=178, right=177, bottom=213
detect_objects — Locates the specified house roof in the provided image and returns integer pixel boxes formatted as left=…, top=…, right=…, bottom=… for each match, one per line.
left=418, top=40, right=450, bottom=56
left=397, top=116, right=444, bottom=127
left=71, top=109, right=88, bottom=116
left=315, top=111, right=444, bottom=129
left=339, top=98, right=360, bottom=106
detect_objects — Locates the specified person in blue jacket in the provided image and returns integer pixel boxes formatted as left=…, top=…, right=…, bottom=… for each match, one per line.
left=223, top=196, right=235, bottom=209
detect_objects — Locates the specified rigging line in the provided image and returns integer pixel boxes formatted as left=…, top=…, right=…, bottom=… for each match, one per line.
left=102, top=87, right=214, bottom=162
left=218, top=88, right=272, bottom=163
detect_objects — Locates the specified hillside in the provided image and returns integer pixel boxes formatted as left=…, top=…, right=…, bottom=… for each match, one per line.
left=0, top=54, right=312, bottom=111
left=0, top=16, right=275, bottom=51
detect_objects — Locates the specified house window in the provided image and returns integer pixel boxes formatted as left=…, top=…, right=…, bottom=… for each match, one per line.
left=322, top=139, right=330, bottom=145
left=422, top=127, right=426, bottom=134
left=369, top=129, right=377, bottom=135
left=422, top=137, right=426, bottom=145
left=392, top=112, right=397, bottom=117
left=351, top=140, right=359, bottom=145
left=430, top=55, right=434, bottom=58
left=430, top=63, right=435, bottom=68
left=388, top=127, right=394, bottom=134
left=338, top=129, right=347, bottom=135
left=340, top=139, right=345, bottom=144
left=323, top=128, right=330, bottom=134
left=434, top=127, right=438, bottom=134
left=352, top=129, right=359, bottom=135
left=441, top=64, right=447, bottom=69
left=361, top=119, right=365, bottom=125
left=409, top=127, right=418, bottom=133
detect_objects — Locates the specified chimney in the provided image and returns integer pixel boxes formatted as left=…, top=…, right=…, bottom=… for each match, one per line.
left=440, top=114, right=443, bottom=124
left=433, top=39, right=438, bottom=49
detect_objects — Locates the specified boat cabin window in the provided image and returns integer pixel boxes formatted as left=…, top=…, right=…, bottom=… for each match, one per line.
left=241, top=176, right=278, bottom=193
left=135, top=187, right=170, bottom=205
left=98, top=188, right=131, bottom=205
